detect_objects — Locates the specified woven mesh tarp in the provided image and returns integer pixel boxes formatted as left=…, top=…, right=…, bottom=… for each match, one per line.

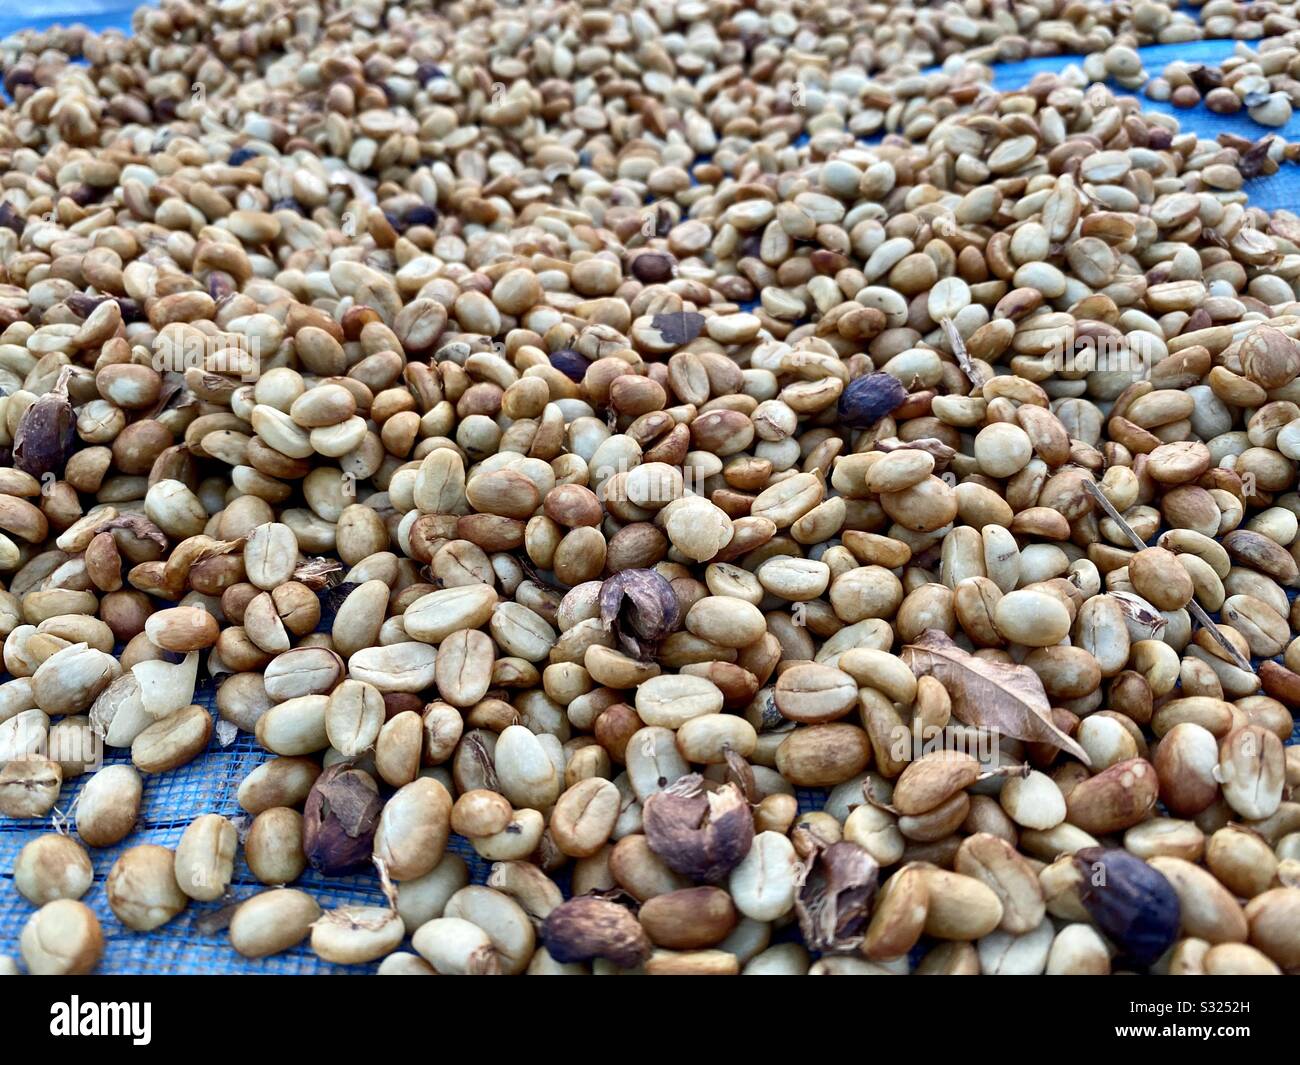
left=0, top=11, right=1298, bottom=973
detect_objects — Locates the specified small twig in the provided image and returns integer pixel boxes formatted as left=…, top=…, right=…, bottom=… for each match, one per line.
left=940, top=316, right=989, bottom=390
left=1082, top=478, right=1254, bottom=674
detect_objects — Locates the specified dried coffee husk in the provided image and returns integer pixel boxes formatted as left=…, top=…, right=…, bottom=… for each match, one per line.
left=541, top=894, right=651, bottom=968
left=642, top=775, right=753, bottom=883
left=599, top=568, right=680, bottom=658
left=793, top=838, right=879, bottom=953
left=303, top=763, right=383, bottom=876
left=13, top=367, right=76, bottom=480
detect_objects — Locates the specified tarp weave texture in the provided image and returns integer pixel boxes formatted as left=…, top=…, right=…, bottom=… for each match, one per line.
left=0, top=9, right=1297, bottom=973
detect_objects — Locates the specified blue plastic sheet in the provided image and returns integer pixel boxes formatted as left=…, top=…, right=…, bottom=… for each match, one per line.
left=0, top=12, right=1297, bottom=973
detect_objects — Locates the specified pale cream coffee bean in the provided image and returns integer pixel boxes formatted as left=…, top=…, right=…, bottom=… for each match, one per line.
left=230, top=889, right=322, bottom=959
left=494, top=725, right=561, bottom=810
left=974, top=422, right=1033, bottom=478
left=1046, top=923, right=1111, bottom=975
left=373, top=777, right=453, bottom=881
left=684, top=595, right=767, bottom=648
left=443, top=886, right=536, bottom=974
left=311, top=905, right=406, bottom=964
left=348, top=642, right=439, bottom=693
left=255, top=694, right=329, bottom=756
left=729, top=831, right=798, bottom=921
left=378, top=952, right=437, bottom=975
left=325, top=679, right=384, bottom=757
left=993, top=590, right=1070, bottom=646
left=244, top=522, right=299, bottom=590
left=1000, top=771, right=1067, bottom=830
left=471, top=808, right=546, bottom=861
left=20, top=899, right=103, bottom=975
left=977, top=920, right=1054, bottom=976
left=404, top=585, right=499, bottom=643
left=412, top=916, right=502, bottom=975
left=174, top=814, right=237, bottom=901
left=396, top=853, right=470, bottom=933
left=635, top=674, right=724, bottom=728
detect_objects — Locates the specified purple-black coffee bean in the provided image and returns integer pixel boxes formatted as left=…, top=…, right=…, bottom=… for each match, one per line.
left=404, top=205, right=439, bottom=228
left=0, top=202, right=24, bottom=234
left=1073, top=847, right=1181, bottom=967
left=550, top=348, right=589, bottom=382
left=228, top=147, right=258, bottom=166
left=838, top=372, right=909, bottom=430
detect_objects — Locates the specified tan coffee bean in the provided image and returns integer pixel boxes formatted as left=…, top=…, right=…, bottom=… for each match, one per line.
left=1149, top=856, right=1248, bottom=944
left=550, top=777, right=621, bottom=857
left=14, top=834, right=93, bottom=905
left=244, top=522, right=299, bottom=590
left=639, top=887, right=737, bottom=949
left=132, top=703, right=213, bottom=772
left=1244, top=887, right=1300, bottom=968
left=774, top=724, right=872, bottom=787
left=145, top=606, right=221, bottom=652
left=955, top=833, right=1046, bottom=935
left=75, top=764, right=142, bottom=846
left=433, top=628, right=494, bottom=707
left=1153, top=722, right=1220, bottom=817
left=237, top=756, right=321, bottom=814
left=1205, top=825, right=1277, bottom=899
left=921, top=868, right=1004, bottom=940
left=245, top=807, right=307, bottom=885
left=774, top=663, right=857, bottom=723
left=1065, top=758, right=1158, bottom=834
left=374, top=777, right=453, bottom=881
left=375, top=710, right=424, bottom=788
left=451, top=789, right=514, bottom=838
left=106, top=844, right=188, bottom=931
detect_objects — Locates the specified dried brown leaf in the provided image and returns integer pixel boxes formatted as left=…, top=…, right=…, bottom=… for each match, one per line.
left=900, top=629, right=1090, bottom=765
